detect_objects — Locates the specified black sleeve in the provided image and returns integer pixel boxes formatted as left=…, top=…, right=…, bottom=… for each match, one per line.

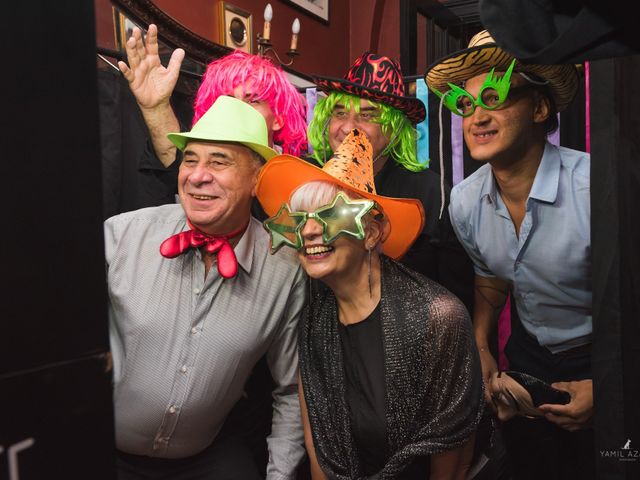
left=135, top=139, right=181, bottom=206
left=135, top=103, right=195, bottom=208
left=432, top=214, right=476, bottom=315
left=384, top=166, right=475, bottom=314
left=399, top=220, right=475, bottom=315
left=138, top=138, right=182, bottom=172
left=137, top=109, right=189, bottom=174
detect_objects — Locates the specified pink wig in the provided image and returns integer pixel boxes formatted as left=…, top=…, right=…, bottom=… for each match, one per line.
left=193, top=50, right=308, bottom=156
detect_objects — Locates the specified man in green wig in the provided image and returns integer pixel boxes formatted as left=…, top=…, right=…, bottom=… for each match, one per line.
left=309, top=52, right=474, bottom=311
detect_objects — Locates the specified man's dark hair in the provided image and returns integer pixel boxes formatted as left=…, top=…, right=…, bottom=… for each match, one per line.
left=539, top=85, right=559, bottom=136
left=522, top=72, right=559, bottom=136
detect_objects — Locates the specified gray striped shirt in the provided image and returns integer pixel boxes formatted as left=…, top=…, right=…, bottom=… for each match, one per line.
left=105, top=204, right=306, bottom=478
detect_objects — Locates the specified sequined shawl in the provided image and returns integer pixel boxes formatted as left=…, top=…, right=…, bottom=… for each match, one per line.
left=299, top=256, right=484, bottom=479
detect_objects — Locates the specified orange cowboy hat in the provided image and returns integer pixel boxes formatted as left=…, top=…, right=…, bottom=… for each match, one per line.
left=256, top=129, right=424, bottom=259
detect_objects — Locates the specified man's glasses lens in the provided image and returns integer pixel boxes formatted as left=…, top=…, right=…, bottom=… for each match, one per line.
left=455, top=93, right=475, bottom=116
left=480, top=87, right=501, bottom=109
left=436, top=59, right=519, bottom=117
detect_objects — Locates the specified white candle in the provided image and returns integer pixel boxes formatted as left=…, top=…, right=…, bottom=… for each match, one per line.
left=263, top=4, right=273, bottom=41
left=290, top=18, right=300, bottom=51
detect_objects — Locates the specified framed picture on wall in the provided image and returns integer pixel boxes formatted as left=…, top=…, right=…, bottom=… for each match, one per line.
left=218, top=2, right=253, bottom=53
left=113, top=9, right=138, bottom=51
left=283, top=0, right=329, bottom=23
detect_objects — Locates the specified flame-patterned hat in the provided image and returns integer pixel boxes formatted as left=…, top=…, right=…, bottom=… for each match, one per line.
left=256, top=129, right=424, bottom=259
left=424, top=30, right=579, bottom=112
left=312, top=52, right=426, bottom=124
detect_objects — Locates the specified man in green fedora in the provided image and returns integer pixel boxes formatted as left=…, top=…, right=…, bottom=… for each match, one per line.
left=105, top=95, right=306, bottom=479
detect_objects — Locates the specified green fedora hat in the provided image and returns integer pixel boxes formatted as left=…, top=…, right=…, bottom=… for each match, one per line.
left=167, top=95, right=278, bottom=161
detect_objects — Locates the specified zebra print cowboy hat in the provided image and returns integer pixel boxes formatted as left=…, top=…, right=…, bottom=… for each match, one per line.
left=424, top=30, right=579, bottom=112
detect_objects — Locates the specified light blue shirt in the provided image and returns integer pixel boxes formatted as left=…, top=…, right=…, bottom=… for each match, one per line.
left=449, top=143, right=591, bottom=353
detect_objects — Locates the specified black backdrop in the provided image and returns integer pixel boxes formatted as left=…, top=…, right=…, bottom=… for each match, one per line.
left=590, top=56, right=640, bottom=480
left=0, top=1, right=115, bottom=478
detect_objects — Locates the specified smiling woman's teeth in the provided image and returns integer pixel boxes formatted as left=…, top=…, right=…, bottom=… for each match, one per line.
left=306, top=245, right=333, bottom=255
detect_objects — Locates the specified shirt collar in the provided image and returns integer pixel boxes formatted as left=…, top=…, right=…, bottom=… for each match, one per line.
left=479, top=142, right=561, bottom=206
left=480, top=165, right=499, bottom=207
left=529, top=142, right=561, bottom=204
left=232, top=217, right=255, bottom=274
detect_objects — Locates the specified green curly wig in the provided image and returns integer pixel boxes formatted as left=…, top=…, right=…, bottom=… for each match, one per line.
left=308, top=92, right=426, bottom=172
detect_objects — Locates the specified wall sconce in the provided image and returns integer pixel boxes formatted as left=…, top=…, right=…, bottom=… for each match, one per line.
left=256, top=3, right=300, bottom=66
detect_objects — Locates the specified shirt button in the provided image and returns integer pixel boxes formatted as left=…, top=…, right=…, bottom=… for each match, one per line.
left=193, top=288, right=200, bottom=294
left=180, top=366, right=187, bottom=373
left=168, top=405, right=177, bottom=414
left=191, top=327, right=198, bottom=334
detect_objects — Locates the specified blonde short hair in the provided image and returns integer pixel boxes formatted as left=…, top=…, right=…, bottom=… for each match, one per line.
left=289, top=180, right=387, bottom=251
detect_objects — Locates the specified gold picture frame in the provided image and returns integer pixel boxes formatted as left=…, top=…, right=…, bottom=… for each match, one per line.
left=113, top=7, right=138, bottom=51
left=284, top=0, right=329, bottom=24
left=218, top=2, right=253, bottom=53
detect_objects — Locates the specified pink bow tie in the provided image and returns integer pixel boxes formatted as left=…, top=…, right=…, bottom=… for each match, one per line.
left=159, top=224, right=247, bottom=279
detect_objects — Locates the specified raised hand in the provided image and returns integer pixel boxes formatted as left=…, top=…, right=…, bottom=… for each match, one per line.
left=117, top=24, right=183, bottom=167
left=117, top=24, right=185, bottom=111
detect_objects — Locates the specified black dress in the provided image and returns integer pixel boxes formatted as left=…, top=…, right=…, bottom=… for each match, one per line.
left=299, top=257, right=483, bottom=480
left=338, top=304, right=431, bottom=479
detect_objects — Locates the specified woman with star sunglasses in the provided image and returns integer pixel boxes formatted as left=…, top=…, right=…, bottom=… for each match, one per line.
left=256, top=129, right=484, bottom=479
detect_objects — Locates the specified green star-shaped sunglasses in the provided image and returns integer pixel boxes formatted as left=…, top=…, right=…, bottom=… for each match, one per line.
left=433, top=59, right=520, bottom=117
left=263, top=191, right=383, bottom=253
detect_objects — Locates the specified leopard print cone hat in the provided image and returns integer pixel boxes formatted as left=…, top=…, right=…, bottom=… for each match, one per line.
left=256, top=129, right=424, bottom=259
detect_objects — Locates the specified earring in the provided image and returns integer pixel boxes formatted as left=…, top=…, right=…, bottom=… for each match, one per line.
left=367, top=247, right=372, bottom=298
